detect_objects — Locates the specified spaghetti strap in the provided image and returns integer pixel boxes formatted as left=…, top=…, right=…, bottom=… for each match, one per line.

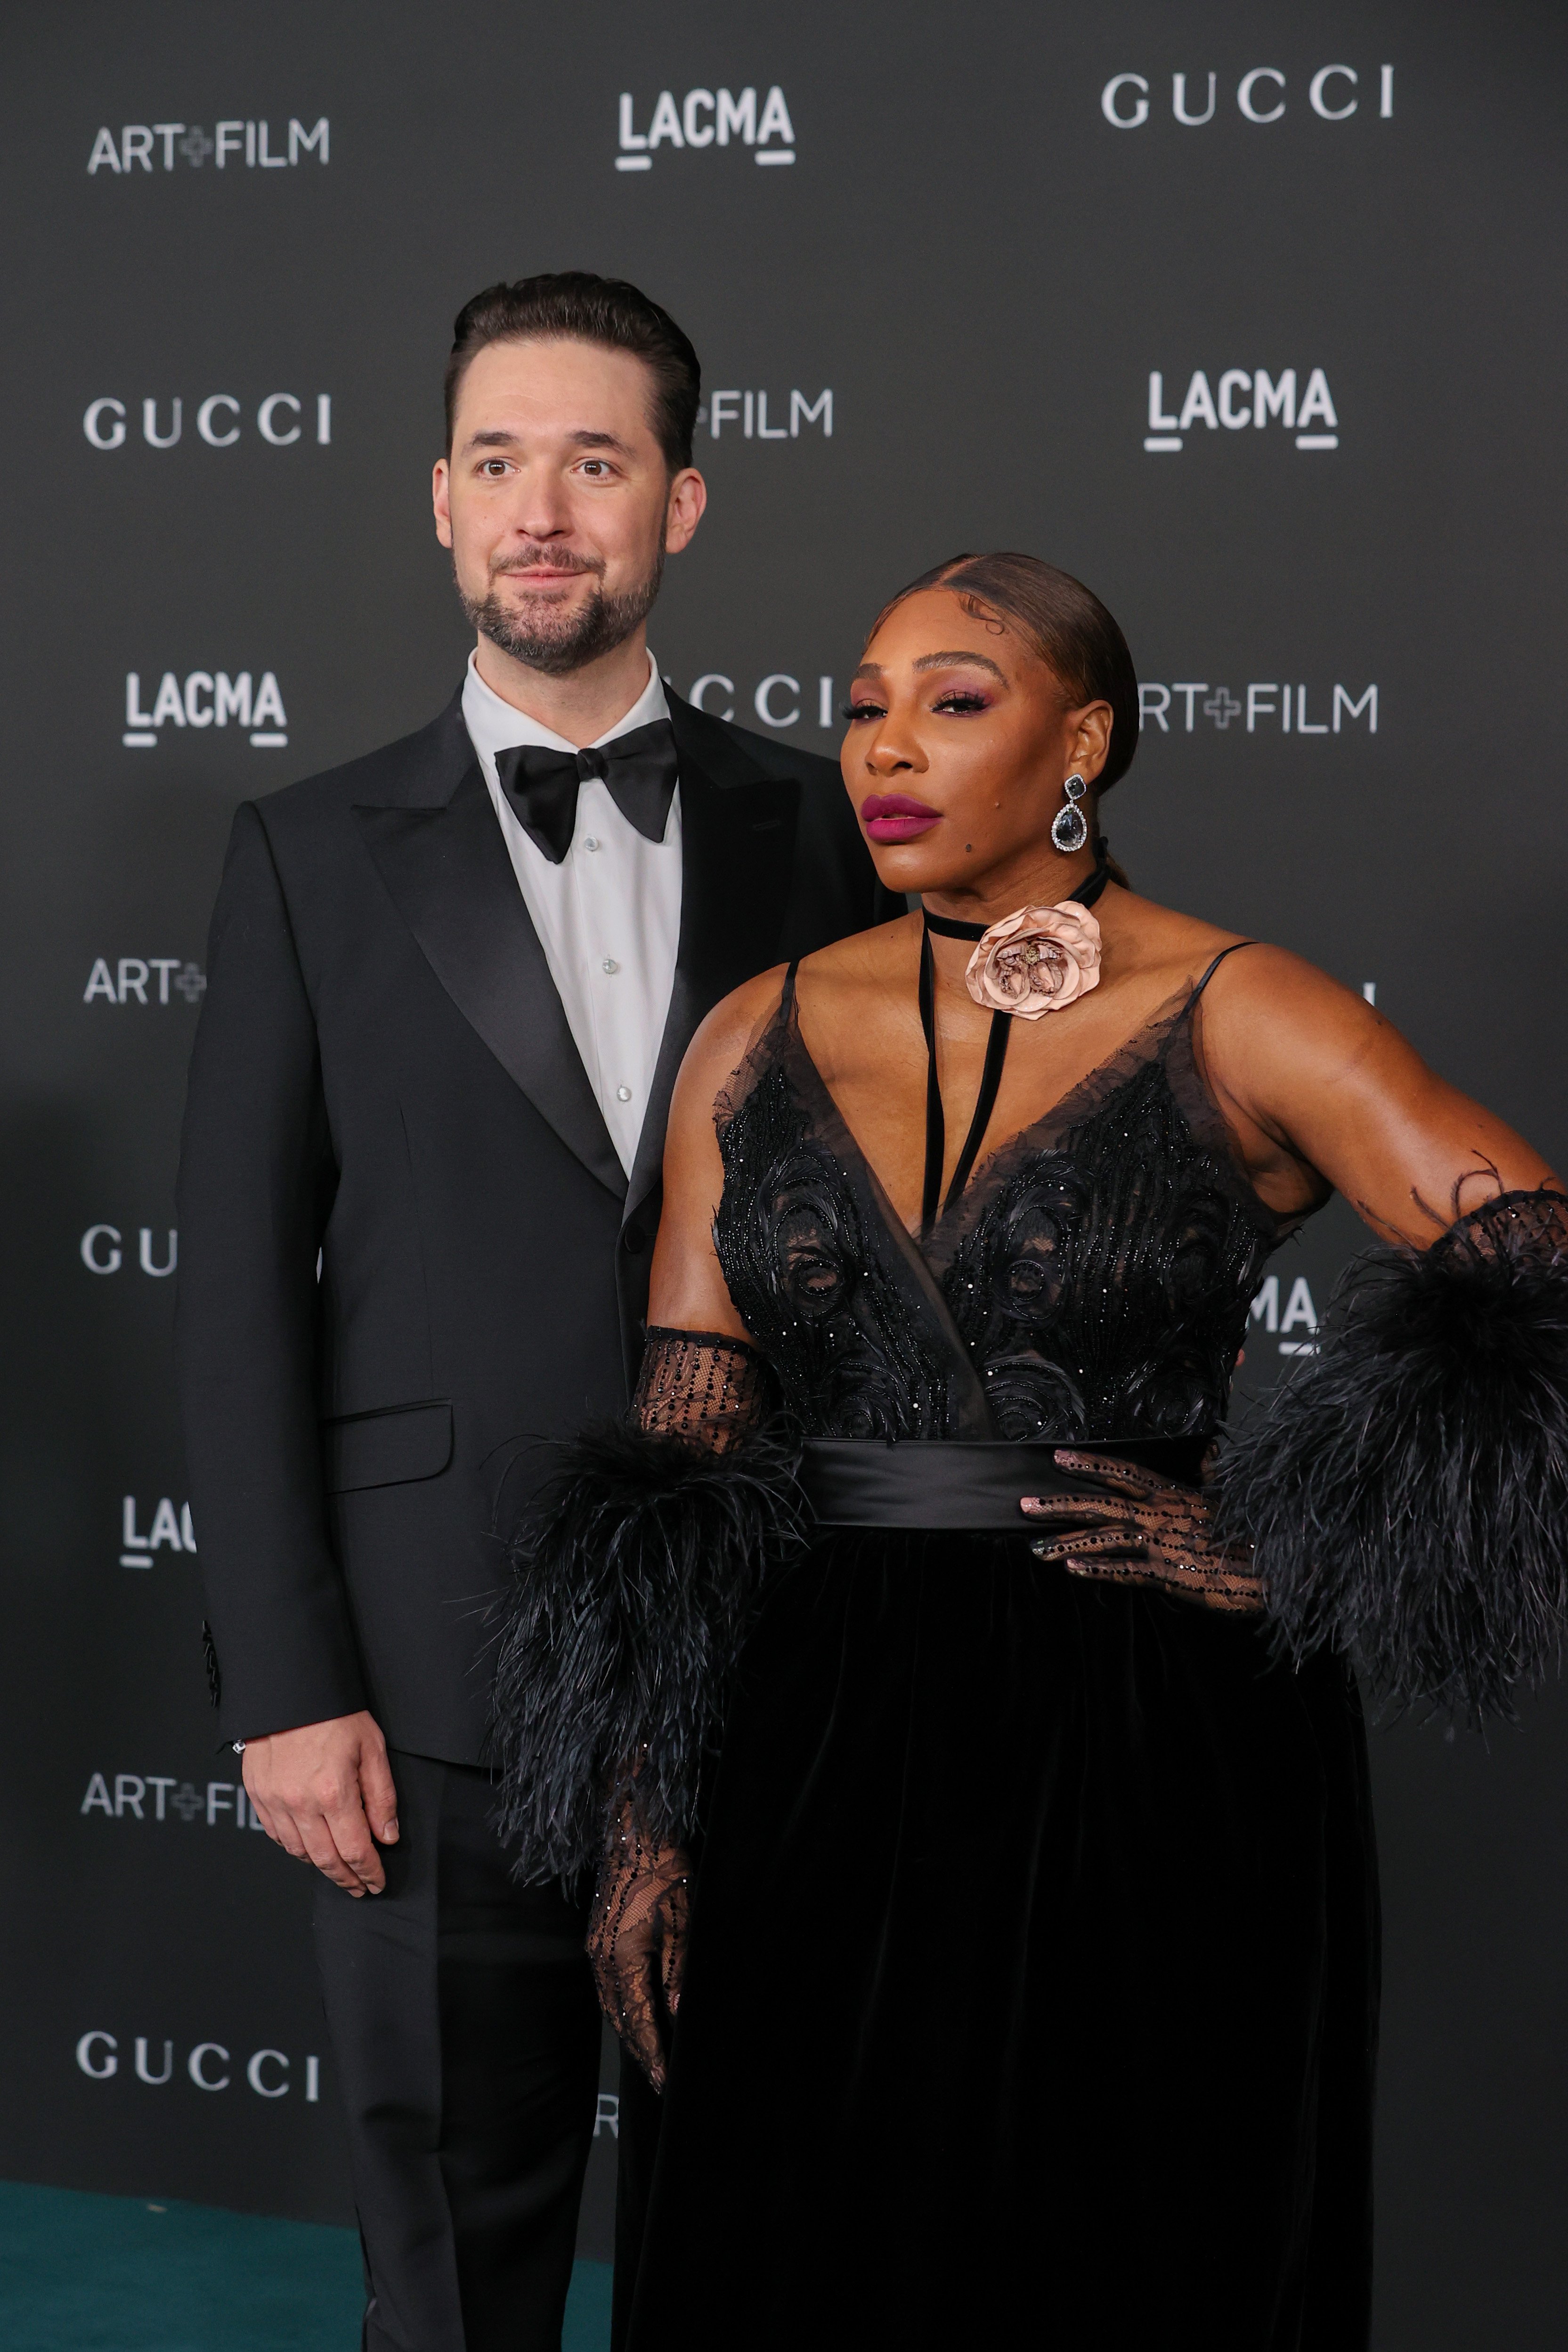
left=1190, top=940, right=1258, bottom=1005
left=780, top=958, right=802, bottom=1017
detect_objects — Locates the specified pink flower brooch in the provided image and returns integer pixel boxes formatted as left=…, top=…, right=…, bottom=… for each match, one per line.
left=964, top=900, right=1103, bottom=1017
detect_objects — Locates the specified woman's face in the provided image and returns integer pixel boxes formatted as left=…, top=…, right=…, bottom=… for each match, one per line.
left=841, top=586, right=1113, bottom=903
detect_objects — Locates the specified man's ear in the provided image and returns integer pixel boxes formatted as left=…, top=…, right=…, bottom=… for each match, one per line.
left=664, top=467, right=707, bottom=554
left=432, top=457, right=453, bottom=549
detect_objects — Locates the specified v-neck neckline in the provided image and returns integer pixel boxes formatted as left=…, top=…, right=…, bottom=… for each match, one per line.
left=782, top=976, right=1205, bottom=1254
left=775, top=1013, right=999, bottom=1438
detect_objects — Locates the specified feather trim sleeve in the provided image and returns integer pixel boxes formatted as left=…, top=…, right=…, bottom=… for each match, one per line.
left=490, top=1332, right=804, bottom=1885
left=1218, top=1188, right=1568, bottom=1718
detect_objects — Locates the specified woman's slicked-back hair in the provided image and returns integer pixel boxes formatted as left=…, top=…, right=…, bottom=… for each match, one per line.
left=873, top=553, right=1142, bottom=792
left=445, top=271, right=701, bottom=472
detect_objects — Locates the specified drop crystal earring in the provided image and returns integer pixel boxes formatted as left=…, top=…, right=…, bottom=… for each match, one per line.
left=1051, top=774, right=1089, bottom=854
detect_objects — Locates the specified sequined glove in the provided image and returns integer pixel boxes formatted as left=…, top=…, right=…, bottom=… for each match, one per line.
left=1021, top=1449, right=1263, bottom=1615
left=585, top=1800, right=692, bottom=2092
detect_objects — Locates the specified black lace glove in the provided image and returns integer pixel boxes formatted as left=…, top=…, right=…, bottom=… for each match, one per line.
left=634, top=1326, right=772, bottom=1452
left=586, top=1799, right=692, bottom=2092
left=1022, top=1448, right=1263, bottom=1615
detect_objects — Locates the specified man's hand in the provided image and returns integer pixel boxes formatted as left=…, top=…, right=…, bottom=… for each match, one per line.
left=242, top=1711, right=399, bottom=1895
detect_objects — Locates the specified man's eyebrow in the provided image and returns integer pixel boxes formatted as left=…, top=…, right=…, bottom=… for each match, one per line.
left=462, top=427, right=635, bottom=454
left=911, top=650, right=1008, bottom=680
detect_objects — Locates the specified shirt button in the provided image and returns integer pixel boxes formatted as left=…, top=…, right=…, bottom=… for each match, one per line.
left=601, top=957, right=619, bottom=973
left=616, top=1085, right=633, bottom=1102
left=583, top=837, right=601, bottom=851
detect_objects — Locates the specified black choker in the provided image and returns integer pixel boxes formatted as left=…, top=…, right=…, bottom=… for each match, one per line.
left=921, top=850, right=1112, bottom=943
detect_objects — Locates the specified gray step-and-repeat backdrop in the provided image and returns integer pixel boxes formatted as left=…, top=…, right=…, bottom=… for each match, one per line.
left=3, top=3, right=1565, bottom=2338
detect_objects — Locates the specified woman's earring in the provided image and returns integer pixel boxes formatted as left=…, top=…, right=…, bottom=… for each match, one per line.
left=1051, top=775, right=1089, bottom=854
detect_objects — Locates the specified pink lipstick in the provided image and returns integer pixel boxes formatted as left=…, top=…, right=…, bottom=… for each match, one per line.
left=861, top=792, right=942, bottom=843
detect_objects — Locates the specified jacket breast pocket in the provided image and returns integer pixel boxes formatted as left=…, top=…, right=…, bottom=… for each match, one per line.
left=321, top=1400, right=454, bottom=1494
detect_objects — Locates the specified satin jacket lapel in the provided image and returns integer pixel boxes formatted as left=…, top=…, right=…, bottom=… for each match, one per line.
left=625, top=700, right=800, bottom=1217
left=354, top=762, right=626, bottom=1201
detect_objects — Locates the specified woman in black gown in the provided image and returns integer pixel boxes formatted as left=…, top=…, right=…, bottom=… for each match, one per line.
left=495, top=554, right=1568, bottom=2350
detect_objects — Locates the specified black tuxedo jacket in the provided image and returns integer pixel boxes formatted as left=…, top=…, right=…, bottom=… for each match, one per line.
left=175, top=685, right=891, bottom=1761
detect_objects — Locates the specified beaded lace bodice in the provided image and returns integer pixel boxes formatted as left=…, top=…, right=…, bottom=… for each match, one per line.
left=704, top=956, right=1300, bottom=1447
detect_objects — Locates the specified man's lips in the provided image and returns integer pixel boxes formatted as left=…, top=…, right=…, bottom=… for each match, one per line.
left=861, top=791, right=942, bottom=842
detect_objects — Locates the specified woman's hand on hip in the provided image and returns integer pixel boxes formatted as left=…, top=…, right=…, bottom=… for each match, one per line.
left=1021, top=1450, right=1263, bottom=1614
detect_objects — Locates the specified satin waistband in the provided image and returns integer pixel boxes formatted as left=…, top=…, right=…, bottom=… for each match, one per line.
left=798, top=1434, right=1211, bottom=1531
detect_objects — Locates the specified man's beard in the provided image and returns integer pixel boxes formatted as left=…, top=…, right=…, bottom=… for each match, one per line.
left=460, top=545, right=664, bottom=678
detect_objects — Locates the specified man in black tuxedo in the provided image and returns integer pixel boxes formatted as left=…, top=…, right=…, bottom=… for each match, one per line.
left=175, top=273, right=887, bottom=2351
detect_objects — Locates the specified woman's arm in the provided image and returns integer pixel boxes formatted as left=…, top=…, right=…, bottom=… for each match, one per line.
left=1199, top=949, right=1568, bottom=1713
left=491, top=974, right=797, bottom=1864
left=492, top=974, right=804, bottom=2083
left=1196, top=944, right=1559, bottom=1230
left=1025, top=951, right=1568, bottom=1670
left=628, top=972, right=784, bottom=1451
left=644, top=977, right=775, bottom=1335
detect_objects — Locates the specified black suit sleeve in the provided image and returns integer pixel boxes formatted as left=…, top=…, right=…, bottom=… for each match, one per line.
left=175, top=801, right=366, bottom=1741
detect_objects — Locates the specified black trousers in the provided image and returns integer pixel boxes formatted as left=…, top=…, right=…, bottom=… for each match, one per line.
left=313, top=1750, right=654, bottom=2352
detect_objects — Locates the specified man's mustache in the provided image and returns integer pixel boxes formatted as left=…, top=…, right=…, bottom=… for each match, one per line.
left=491, top=546, right=604, bottom=583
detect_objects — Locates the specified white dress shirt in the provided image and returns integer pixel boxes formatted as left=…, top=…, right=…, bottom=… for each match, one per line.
left=462, top=649, right=681, bottom=1179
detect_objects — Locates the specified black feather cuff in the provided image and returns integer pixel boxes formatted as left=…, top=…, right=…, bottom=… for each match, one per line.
left=489, top=1420, right=806, bottom=1886
left=1219, top=1188, right=1568, bottom=1718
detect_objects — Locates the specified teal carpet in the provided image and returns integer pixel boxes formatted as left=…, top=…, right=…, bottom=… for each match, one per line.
left=0, top=2181, right=611, bottom=2351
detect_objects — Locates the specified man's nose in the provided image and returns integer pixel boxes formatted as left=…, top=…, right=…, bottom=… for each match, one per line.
left=512, top=511, right=573, bottom=542
left=507, top=468, right=575, bottom=540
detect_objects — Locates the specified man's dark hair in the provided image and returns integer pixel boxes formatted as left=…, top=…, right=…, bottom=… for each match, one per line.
left=444, top=272, right=701, bottom=471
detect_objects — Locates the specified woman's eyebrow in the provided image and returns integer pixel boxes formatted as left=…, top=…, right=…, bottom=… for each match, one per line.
left=910, top=650, right=1008, bottom=680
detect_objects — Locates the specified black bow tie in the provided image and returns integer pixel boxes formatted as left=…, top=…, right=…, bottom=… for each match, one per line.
left=494, top=719, right=678, bottom=865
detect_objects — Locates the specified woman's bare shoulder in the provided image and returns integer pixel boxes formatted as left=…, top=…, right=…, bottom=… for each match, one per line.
left=1192, top=932, right=1377, bottom=1029
left=674, top=918, right=920, bottom=1108
left=698, top=919, right=917, bottom=1048
left=796, top=914, right=919, bottom=1004
left=799, top=911, right=921, bottom=976
left=1103, top=891, right=1393, bottom=1070
left=679, top=965, right=792, bottom=1093
left=1207, top=939, right=1411, bottom=1084
left=1113, top=885, right=1365, bottom=1022
left=1101, top=886, right=1246, bottom=975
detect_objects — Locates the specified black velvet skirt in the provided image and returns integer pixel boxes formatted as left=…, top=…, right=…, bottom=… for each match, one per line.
left=625, top=1531, right=1378, bottom=2351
